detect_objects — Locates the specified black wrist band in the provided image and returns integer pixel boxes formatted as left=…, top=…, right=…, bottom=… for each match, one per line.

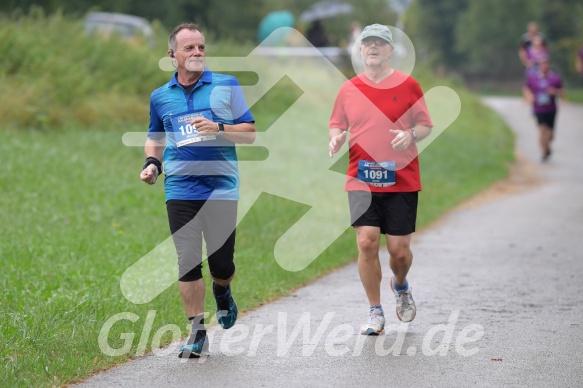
left=143, top=157, right=162, bottom=174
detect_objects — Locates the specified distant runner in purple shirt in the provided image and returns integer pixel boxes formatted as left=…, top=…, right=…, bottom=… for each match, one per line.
left=519, top=22, right=547, bottom=69
left=523, top=56, right=565, bottom=162
left=525, top=35, right=548, bottom=74
left=576, top=45, right=583, bottom=77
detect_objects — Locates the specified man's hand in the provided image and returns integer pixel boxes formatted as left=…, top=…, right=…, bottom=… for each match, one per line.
left=329, top=131, right=347, bottom=158
left=191, top=117, right=219, bottom=134
left=390, top=129, right=412, bottom=151
left=523, top=87, right=535, bottom=104
left=547, top=87, right=560, bottom=96
left=140, top=164, right=159, bottom=185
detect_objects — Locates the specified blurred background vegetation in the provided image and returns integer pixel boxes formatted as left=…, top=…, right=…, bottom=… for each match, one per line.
left=1, top=0, right=582, bottom=132
left=2, top=0, right=582, bottom=85
left=405, top=0, right=583, bottom=91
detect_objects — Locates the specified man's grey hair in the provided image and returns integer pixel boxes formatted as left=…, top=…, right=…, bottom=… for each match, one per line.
left=168, top=23, right=203, bottom=51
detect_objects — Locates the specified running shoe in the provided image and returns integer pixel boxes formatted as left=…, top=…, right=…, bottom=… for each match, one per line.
left=214, top=284, right=238, bottom=329
left=390, top=277, right=416, bottom=322
left=360, top=309, right=385, bottom=335
left=178, top=330, right=209, bottom=358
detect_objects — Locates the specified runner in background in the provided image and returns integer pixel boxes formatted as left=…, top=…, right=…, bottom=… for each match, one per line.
left=525, top=35, right=548, bottom=74
left=519, top=22, right=547, bottom=71
left=575, top=44, right=583, bottom=80
left=523, top=56, right=565, bottom=162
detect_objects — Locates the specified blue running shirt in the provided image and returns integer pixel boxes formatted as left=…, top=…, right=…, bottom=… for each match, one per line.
left=148, top=69, right=254, bottom=201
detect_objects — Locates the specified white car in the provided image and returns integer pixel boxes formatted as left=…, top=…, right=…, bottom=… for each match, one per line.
left=84, top=12, right=154, bottom=46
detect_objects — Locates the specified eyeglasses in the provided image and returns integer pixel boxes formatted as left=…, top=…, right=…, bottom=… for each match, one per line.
left=361, top=38, right=389, bottom=47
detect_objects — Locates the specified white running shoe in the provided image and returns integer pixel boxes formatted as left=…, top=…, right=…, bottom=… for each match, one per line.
left=390, top=277, right=416, bottom=322
left=360, top=309, right=385, bottom=335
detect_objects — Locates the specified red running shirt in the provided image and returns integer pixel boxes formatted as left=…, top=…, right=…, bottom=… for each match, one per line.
left=329, top=70, right=433, bottom=192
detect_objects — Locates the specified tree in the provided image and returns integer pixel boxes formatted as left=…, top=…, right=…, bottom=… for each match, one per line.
left=539, top=0, right=583, bottom=83
left=404, top=0, right=470, bottom=70
left=454, top=0, right=539, bottom=77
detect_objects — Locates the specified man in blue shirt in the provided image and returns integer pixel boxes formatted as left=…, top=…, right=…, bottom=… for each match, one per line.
left=140, top=23, right=256, bottom=358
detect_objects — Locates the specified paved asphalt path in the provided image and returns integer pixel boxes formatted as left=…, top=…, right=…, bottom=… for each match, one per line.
left=78, top=98, right=583, bottom=387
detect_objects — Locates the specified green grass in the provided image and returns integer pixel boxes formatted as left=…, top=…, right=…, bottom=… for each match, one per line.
left=471, top=76, right=583, bottom=105
left=0, top=12, right=515, bottom=388
left=418, top=87, right=514, bottom=225
left=477, top=87, right=583, bottom=104
left=567, top=88, right=583, bottom=104
left=0, top=10, right=170, bottom=131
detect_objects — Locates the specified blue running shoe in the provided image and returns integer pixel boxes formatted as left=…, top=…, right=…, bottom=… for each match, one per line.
left=214, top=284, right=238, bottom=329
left=178, top=331, right=209, bottom=358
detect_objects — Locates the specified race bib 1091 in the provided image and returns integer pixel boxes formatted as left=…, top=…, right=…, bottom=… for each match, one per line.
left=357, top=160, right=396, bottom=187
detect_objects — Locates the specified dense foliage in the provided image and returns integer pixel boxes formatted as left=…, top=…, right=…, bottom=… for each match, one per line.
left=406, top=0, right=583, bottom=85
left=0, top=0, right=397, bottom=43
left=3, top=0, right=581, bottom=87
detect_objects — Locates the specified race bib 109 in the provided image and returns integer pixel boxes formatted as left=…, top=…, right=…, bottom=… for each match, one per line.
left=171, top=110, right=216, bottom=147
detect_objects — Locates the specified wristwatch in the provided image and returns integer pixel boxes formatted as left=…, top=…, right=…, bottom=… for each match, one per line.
left=411, top=129, right=417, bottom=142
left=217, top=122, right=225, bottom=135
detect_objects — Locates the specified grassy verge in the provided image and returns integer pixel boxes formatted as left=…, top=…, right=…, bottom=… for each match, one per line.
left=0, top=9, right=169, bottom=131
left=567, top=88, right=583, bottom=104
left=417, top=86, right=514, bottom=225
left=0, top=12, right=514, bottom=388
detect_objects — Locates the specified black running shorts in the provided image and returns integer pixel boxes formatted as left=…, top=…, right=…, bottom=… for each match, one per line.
left=166, top=200, right=237, bottom=282
left=348, top=191, right=418, bottom=236
left=535, top=111, right=556, bottom=129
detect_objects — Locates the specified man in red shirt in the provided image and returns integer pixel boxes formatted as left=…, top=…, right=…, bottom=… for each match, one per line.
left=329, top=24, right=432, bottom=335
